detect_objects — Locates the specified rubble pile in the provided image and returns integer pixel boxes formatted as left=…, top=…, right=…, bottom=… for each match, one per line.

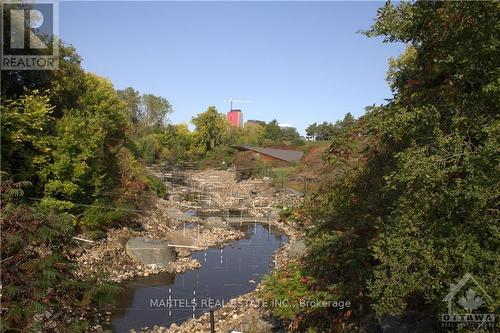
left=189, top=169, right=302, bottom=218
left=75, top=197, right=244, bottom=283
left=74, top=227, right=202, bottom=283
left=182, top=169, right=300, bottom=217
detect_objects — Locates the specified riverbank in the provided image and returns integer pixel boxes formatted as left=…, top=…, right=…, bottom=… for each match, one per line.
left=129, top=169, right=303, bottom=333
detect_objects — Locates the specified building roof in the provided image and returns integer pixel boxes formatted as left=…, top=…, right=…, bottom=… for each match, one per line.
left=232, top=145, right=304, bottom=162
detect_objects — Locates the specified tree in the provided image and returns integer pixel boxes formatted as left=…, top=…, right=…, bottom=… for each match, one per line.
left=264, top=119, right=282, bottom=142
left=1, top=44, right=87, bottom=120
left=141, top=94, right=172, bottom=128
left=240, top=123, right=266, bottom=146
left=158, top=124, right=194, bottom=161
left=316, top=121, right=333, bottom=140
left=0, top=91, right=54, bottom=188
left=364, top=1, right=499, bottom=317
left=305, top=122, right=318, bottom=140
left=191, top=106, right=228, bottom=152
left=281, top=126, right=302, bottom=144
left=41, top=73, right=128, bottom=207
left=0, top=174, right=120, bottom=331
left=342, top=112, right=355, bottom=127
left=136, top=134, right=161, bottom=165
left=117, top=87, right=141, bottom=123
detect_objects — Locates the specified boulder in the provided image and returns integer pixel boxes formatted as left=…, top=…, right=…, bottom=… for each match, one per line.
left=204, top=216, right=228, bottom=229
left=125, top=237, right=176, bottom=267
left=165, top=207, right=196, bottom=222
left=268, top=208, right=281, bottom=220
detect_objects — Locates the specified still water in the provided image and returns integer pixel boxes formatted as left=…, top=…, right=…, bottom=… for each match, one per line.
left=110, top=223, right=287, bottom=332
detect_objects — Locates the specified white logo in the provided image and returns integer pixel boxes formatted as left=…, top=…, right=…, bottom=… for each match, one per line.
left=441, top=273, right=495, bottom=330
left=1, top=0, right=59, bottom=70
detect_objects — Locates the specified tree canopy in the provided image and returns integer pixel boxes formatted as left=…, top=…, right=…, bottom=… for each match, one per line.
left=191, top=106, right=228, bottom=151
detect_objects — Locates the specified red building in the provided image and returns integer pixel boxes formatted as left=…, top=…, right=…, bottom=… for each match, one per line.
left=227, top=109, right=243, bottom=127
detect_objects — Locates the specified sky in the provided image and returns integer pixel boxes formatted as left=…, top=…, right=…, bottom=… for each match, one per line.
left=59, top=1, right=405, bottom=135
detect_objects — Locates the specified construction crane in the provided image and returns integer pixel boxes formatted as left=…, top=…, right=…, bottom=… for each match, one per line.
left=224, top=98, right=254, bottom=110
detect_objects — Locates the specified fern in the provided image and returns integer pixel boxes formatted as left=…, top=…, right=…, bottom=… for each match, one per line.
left=26, top=301, right=47, bottom=316
left=35, top=224, right=58, bottom=241
left=3, top=284, right=22, bottom=298
left=42, top=267, right=60, bottom=281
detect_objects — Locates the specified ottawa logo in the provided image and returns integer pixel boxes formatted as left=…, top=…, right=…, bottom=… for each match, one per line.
left=441, top=273, right=496, bottom=330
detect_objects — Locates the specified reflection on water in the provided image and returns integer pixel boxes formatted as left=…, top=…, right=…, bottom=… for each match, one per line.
left=110, top=223, right=287, bottom=333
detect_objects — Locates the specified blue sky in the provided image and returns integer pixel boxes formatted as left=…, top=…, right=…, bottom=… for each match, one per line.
left=60, top=1, right=405, bottom=134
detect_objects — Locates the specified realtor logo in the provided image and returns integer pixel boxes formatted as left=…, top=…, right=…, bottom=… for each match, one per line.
left=1, top=0, right=59, bottom=70
left=441, top=273, right=496, bottom=330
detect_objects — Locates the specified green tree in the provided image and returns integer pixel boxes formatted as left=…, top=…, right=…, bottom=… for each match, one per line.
left=305, top=122, right=318, bottom=140
left=241, top=122, right=266, bottom=146
left=264, top=119, right=282, bottom=142
left=0, top=174, right=120, bottom=332
left=159, top=123, right=195, bottom=162
left=342, top=112, right=355, bottom=127
left=136, top=134, right=161, bottom=165
left=1, top=44, right=86, bottom=119
left=364, top=1, right=500, bottom=317
left=117, top=87, right=141, bottom=123
left=41, top=73, right=128, bottom=208
left=141, top=94, right=172, bottom=128
left=191, top=106, right=228, bottom=152
left=281, top=126, right=302, bottom=144
left=0, top=91, right=53, bottom=187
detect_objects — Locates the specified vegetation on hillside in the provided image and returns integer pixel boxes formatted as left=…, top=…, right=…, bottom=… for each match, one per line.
left=0, top=44, right=155, bottom=330
left=263, top=1, right=499, bottom=331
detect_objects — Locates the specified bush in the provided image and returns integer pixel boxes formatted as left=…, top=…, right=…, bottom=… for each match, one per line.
left=0, top=178, right=119, bottom=332
left=136, top=134, right=161, bottom=165
left=198, top=146, right=234, bottom=169
left=231, top=151, right=263, bottom=180
left=145, top=173, right=167, bottom=198
left=79, top=202, right=133, bottom=230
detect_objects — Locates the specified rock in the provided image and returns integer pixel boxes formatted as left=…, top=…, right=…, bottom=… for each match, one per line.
left=204, top=216, right=227, bottom=229
left=126, top=237, right=177, bottom=267
left=288, top=239, right=307, bottom=258
left=165, top=208, right=196, bottom=222
left=382, top=315, right=404, bottom=333
left=268, top=208, right=281, bottom=220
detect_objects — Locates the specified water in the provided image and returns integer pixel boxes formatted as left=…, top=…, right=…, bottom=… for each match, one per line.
left=110, top=223, right=287, bottom=332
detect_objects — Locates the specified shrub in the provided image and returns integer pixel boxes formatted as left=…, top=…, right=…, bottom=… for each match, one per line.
left=231, top=151, right=263, bottom=180
left=145, top=173, right=167, bottom=198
